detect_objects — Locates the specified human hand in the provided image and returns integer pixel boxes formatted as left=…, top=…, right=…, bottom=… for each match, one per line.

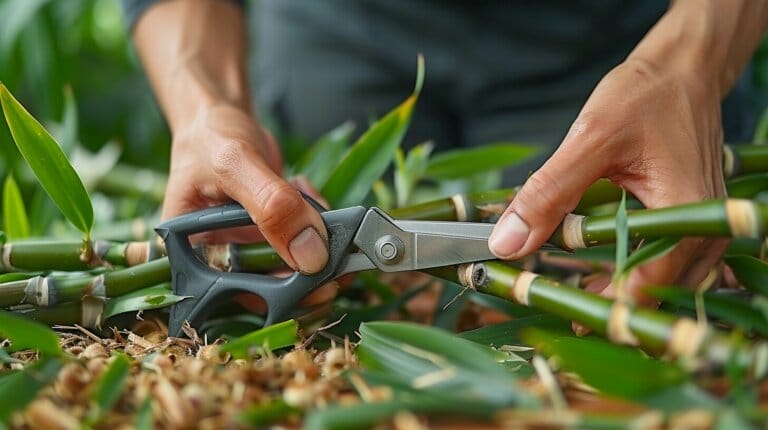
left=488, top=57, right=729, bottom=305
left=163, top=104, right=331, bottom=275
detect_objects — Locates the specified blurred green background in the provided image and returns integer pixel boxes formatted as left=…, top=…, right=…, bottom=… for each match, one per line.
left=1, top=0, right=768, bottom=215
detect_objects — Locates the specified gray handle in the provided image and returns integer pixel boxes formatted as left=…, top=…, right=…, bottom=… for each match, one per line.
left=156, top=202, right=366, bottom=337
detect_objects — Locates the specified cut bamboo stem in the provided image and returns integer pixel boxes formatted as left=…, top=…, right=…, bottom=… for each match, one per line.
left=449, top=262, right=766, bottom=376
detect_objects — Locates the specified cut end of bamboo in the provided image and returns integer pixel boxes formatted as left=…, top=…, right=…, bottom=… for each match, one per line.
left=725, top=198, right=762, bottom=238
left=457, top=263, right=488, bottom=291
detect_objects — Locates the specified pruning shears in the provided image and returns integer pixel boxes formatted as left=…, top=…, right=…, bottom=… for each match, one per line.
left=155, top=195, right=496, bottom=337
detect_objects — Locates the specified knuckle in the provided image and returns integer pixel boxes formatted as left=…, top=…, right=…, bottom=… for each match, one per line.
left=210, top=142, right=242, bottom=178
left=253, top=181, right=304, bottom=232
left=516, top=170, right=565, bottom=216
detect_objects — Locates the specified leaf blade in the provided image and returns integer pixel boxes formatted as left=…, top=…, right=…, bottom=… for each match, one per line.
left=2, top=175, right=30, bottom=239
left=424, top=143, right=537, bottom=180
left=0, top=309, right=61, bottom=356
left=0, top=84, right=93, bottom=235
left=219, top=319, right=298, bottom=359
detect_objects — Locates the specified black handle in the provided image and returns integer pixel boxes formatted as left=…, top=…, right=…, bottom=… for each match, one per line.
left=155, top=201, right=366, bottom=337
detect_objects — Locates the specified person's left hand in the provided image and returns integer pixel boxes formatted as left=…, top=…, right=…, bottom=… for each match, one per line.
left=488, top=57, right=730, bottom=306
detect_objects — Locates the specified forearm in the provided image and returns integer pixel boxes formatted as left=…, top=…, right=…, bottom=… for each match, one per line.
left=629, top=0, right=768, bottom=98
left=132, top=0, right=252, bottom=133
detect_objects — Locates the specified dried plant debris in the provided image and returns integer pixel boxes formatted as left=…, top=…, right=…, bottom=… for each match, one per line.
left=2, top=314, right=766, bottom=430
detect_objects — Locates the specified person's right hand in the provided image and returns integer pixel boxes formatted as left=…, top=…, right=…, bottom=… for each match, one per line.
left=162, top=103, right=330, bottom=275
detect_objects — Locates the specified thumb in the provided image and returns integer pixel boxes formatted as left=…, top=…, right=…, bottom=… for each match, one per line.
left=219, top=151, right=330, bottom=275
left=489, top=140, right=604, bottom=260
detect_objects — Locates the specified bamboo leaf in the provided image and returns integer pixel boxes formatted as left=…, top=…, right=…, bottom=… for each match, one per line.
left=134, top=397, right=153, bottom=430
left=88, top=352, right=131, bottom=423
left=458, top=314, right=570, bottom=348
left=645, top=287, right=768, bottom=336
left=103, top=284, right=189, bottom=320
left=394, top=142, right=433, bottom=207
left=523, top=329, right=687, bottom=399
left=321, top=56, right=423, bottom=208
left=424, top=143, right=537, bottom=180
left=219, top=319, right=298, bottom=359
left=725, top=255, right=768, bottom=296
left=0, top=0, right=50, bottom=63
left=358, top=321, right=538, bottom=407
left=0, top=357, right=62, bottom=424
left=0, top=309, right=61, bottom=356
left=0, top=83, right=93, bottom=236
left=2, top=175, right=29, bottom=239
left=621, top=237, right=680, bottom=277
left=641, top=383, right=720, bottom=412
left=294, top=121, right=355, bottom=189
left=714, top=409, right=754, bottom=430
left=239, top=399, right=298, bottom=427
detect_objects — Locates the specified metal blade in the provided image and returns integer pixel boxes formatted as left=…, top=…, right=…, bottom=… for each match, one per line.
left=353, top=208, right=495, bottom=272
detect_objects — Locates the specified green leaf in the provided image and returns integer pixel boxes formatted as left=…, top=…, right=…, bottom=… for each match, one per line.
left=88, top=352, right=131, bottom=423
left=621, top=237, right=680, bottom=277
left=134, top=397, right=153, bottom=430
left=645, top=287, right=768, bottom=336
left=321, top=56, right=423, bottom=208
left=725, top=255, right=768, bottom=296
left=714, top=409, right=756, bottom=430
left=459, top=314, right=570, bottom=348
left=294, top=121, right=355, bottom=189
left=358, top=321, right=539, bottom=408
left=523, top=329, right=687, bottom=399
left=0, top=0, right=50, bottom=63
left=424, top=143, right=537, bottom=180
left=394, top=142, right=433, bottom=207
left=752, top=106, right=768, bottom=145
left=0, top=309, right=61, bottom=356
left=103, top=284, right=189, bottom=320
left=239, top=399, right=298, bottom=427
left=641, top=383, right=720, bottom=412
left=0, top=83, right=93, bottom=236
left=219, top=319, right=298, bottom=359
left=613, top=189, right=628, bottom=280
left=0, top=357, right=62, bottom=424
left=2, top=175, right=29, bottom=239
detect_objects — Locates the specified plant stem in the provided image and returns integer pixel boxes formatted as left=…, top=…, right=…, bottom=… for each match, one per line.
left=725, top=144, right=768, bottom=177
left=551, top=198, right=767, bottom=250
left=449, top=262, right=764, bottom=375
left=1, top=240, right=164, bottom=272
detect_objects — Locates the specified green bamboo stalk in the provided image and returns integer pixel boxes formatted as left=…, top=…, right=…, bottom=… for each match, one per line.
left=725, top=144, right=768, bottom=178
left=0, top=258, right=171, bottom=308
left=449, top=262, right=765, bottom=376
left=1, top=240, right=164, bottom=272
left=94, top=163, right=167, bottom=202
left=551, top=198, right=767, bottom=250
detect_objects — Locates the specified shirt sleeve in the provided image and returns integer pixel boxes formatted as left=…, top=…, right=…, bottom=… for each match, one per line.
left=120, top=0, right=245, bottom=31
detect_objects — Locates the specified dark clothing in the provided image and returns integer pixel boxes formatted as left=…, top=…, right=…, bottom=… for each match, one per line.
left=123, top=0, right=755, bottom=183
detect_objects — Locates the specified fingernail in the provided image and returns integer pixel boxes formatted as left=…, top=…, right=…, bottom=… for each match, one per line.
left=289, top=227, right=329, bottom=274
left=489, top=213, right=530, bottom=258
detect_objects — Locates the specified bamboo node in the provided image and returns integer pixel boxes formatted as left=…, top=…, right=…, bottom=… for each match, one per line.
left=1, top=244, right=14, bottom=271
left=23, top=276, right=56, bottom=307
left=204, top=244, right=231, bottom=271
left=606, top=301, right=639, bottom=346
left=667, top=318, right=709, bottom=360
left=512, top=271, right=537, bottom=306
left=81, top=295, right=105, bottom=330
left=722, top=145, right=737, bottom=178
left=451, top=194, right=470, bottom=222
left=753, top=342, right=768, bottom=380
left=725, top=199, right=761, bottom=238
left=125, top=241, right=151, bottom=266
left=561, top=214, right=586, bottom=250
left=131, top=219, right=148, bottom=240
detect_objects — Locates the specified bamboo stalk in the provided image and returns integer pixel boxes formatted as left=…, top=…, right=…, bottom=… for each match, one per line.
left=0, top=258, right=171, bottom=308
left=551, top=198, right=767, bottom=250
left=1, top=240, right=164, bottom=272
left=726, top=172, right=768, bottom=198
left=94, top=163, right=167, bottom=202
left=448, top=262, right=765, bottom=376
left=724, top=144, right=768, bottom=178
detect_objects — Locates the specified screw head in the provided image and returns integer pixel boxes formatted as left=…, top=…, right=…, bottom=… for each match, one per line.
left=375, top=235, right=404, bottom=264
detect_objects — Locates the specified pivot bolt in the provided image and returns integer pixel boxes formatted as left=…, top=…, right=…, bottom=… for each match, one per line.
left=375, top=235, right=404, bottom=264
